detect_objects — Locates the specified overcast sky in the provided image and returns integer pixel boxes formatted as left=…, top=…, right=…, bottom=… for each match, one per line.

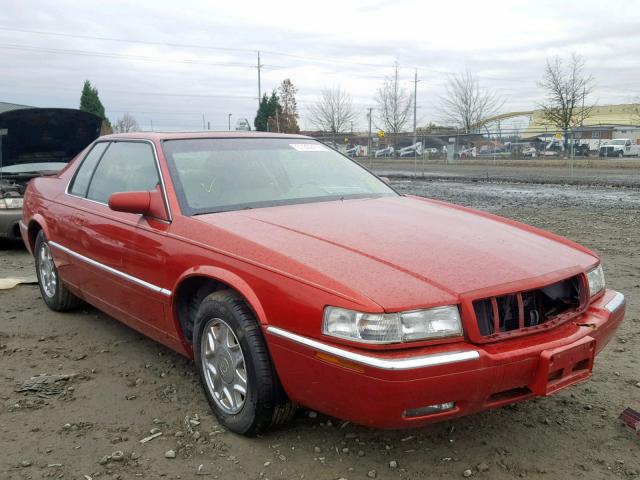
left=2, top=0, right=640, bottom=131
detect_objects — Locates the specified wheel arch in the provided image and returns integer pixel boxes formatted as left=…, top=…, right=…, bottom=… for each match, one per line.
left=26, top=215, right=50, bottom=255
left=171, top=266, right=268, bottom=349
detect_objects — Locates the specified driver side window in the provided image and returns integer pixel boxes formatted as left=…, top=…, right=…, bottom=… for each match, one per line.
left=86, top=142, right=160, bottom=204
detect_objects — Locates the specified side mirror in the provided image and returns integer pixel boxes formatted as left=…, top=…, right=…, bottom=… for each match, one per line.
left=626, top=141, right=631, bottom=146
left=380, top=176, right=391, bottom=185
left=108, top=185, right=170, bottom=221
left=108, top=191, right=151, bottom=215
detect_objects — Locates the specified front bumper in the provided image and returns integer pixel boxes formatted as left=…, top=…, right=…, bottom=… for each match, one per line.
left=0, top=209, right=22, bottom=239
left=266, top=289, right=625, bottom=429
left=599, top=148, right=620, bottom=157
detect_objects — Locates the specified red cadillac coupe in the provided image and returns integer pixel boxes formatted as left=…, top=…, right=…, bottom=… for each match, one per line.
left=20, top=132, right=625, bottom=436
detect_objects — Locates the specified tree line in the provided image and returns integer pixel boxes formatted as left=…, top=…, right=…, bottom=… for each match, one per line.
left=256, top=52, right=596, bottom=153
left=78, top=52, right=599, bottom=149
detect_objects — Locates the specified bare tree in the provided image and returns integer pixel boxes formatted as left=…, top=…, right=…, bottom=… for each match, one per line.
left=538, top=53, right=594, bottom=150
left=374, top=62, right=413, bottom=134
left=113, top=113, right=140, bottom=133
left=438, top=70, right=504, bottom=133
left=278, top=79, right=300, bottom=133
left=307, top=86, right=356, bottom=133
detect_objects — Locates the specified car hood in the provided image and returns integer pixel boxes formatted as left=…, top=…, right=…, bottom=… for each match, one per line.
left=0, top=108, right=101, bottom=169
left=194, top=196, right=597, bottom=311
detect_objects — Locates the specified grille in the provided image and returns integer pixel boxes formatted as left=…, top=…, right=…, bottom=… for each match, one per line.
left=600, top=146, right=614, bottom=155
left=473, top=275, right=584, bottom=339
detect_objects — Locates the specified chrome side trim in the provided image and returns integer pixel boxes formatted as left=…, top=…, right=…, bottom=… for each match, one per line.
left=604, top=291, right=625, bottom=313
left=266, top=326, right=480, bottom=371
left=48, top=241, right=171, bottom=297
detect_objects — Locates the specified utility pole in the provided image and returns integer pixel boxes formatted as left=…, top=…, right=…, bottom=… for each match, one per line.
left=581, top=86, right=586, bottom=126
left=228, top=113, right=232, bottom=131
left=257, top=51, right=262, bottom=108
left=202, top=114, right=205, bottom=130
left=413, top=69, right=418, bottom=146
left=367, top=107, right=373, bottom=162
left=412, top=69, right=420, bottom=177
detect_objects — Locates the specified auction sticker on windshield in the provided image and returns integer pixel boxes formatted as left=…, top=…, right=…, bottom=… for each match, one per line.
left=289, top=143, right=328, bottom=152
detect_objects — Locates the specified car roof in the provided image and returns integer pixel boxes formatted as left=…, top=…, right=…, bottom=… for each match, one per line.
left=99, top=131, right=312, bottom=141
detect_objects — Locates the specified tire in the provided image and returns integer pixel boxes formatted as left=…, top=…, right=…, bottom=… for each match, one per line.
left=618, top=151, right=624, bottom=158
left=193, top=290, right=295, bottom=436
left=34, top=230, right=83, bottom=311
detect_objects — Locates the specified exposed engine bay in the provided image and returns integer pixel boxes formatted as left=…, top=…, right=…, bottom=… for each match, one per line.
left=0, top=177, right=26, bottom=198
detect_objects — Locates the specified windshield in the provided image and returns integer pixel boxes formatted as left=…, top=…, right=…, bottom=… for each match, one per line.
left=162, top=138, right=396, bottom=214
left=608, top=140, right=626, bottom=145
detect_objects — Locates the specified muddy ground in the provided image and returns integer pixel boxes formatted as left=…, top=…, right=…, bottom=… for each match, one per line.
left=370, top=159, right=640, bottom=187
left=1, top=179, right=639, bottom=480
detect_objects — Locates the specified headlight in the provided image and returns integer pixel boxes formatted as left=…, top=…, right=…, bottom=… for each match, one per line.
left=0, top=197, right=24, bottom=209
left=587, top=265, right=605, bottom=297
left=322, top=305, right=463, bottom=344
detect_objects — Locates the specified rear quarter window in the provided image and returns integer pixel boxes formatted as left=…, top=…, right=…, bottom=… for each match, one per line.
left=68, top=142, right=109, bottom=197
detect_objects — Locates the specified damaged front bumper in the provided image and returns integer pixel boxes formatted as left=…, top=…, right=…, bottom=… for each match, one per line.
left=266, top=289, right=625, bottom=429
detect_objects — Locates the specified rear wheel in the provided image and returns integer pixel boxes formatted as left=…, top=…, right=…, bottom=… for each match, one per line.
left=34, top=231, right=83, bottom=311
left=193, top=290, right=296, bottom=436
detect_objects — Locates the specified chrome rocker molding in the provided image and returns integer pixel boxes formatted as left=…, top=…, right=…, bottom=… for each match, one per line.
left=48, top=241, right=171, bottom=296
left=604, top=291, right=625, bottom=313
left=266, top=326, right=480, bottom=371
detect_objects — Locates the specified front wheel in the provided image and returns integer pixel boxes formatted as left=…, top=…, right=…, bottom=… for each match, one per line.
left=618, top=151, right=624, bottom=158
left=34, top=231, right=83, bottom=311
left=193, top=290, right=296, bottom=436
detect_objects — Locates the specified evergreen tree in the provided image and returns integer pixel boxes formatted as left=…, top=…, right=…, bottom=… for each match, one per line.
left=80, top=80, right=112, bottom=133
left=254, top=93, right=271, bottom=131
left=254, top=90, right=282, bottom=132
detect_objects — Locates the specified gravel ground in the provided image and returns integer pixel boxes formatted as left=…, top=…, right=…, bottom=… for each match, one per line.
left=1, top=179, right=639, bottom=480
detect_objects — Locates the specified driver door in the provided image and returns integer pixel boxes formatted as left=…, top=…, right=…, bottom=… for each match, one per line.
left=65, top=140, right=172, bottom=333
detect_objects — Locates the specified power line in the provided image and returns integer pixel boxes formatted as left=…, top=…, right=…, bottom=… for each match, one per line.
left=0, top=26, right=255, bottom=54
left=0, top=25, right=534, bottom=83
left=0, top=42, right=262, bottom=68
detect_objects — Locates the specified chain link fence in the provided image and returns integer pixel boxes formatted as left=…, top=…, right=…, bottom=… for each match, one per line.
left=311, top=127, right=640, bottom=180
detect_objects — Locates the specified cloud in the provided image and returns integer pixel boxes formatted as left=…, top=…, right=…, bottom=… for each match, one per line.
left=2, top=0, right=639, bottom=130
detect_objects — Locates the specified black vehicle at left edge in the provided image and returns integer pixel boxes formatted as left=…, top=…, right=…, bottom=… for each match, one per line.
left=0, top=107, right=101, bottom=240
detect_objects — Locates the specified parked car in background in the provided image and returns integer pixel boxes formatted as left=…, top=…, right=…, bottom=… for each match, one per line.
left=455, top=147, right=476, bottom=159
left=0, top=108, right=101, bottom=241
left=424, top=147, right=439, bottom=155
left=21, top=132, right=625, bottom=436
left=599, top=139, right=640, bottom=158
left=345, top=145, right=365, bottom=157
left=374, top=145, right=394, bottom=157
left=234, top=118, right=251, bottom=131
left=542, top=139, right=564, bottom=157
left=571, top=141, right=590, bottom=157
left=398, top=142, right=423, bottom=157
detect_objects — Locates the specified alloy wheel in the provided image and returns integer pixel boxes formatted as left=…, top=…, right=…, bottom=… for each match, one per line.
left=200, top=318, right=248, bottom=414
left=38, top=242, right=57, bottom=298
